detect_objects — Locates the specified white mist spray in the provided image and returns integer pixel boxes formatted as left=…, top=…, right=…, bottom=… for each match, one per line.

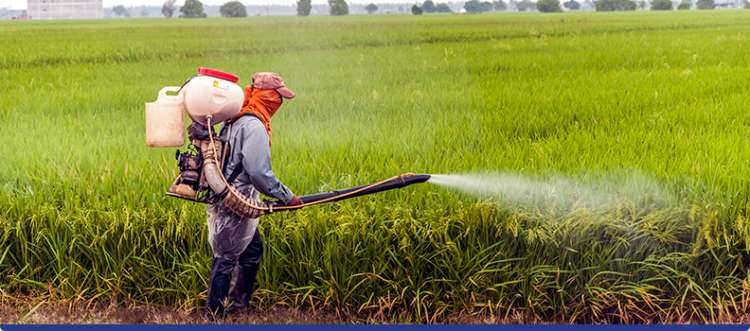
left=428, top=172, right=674, bottom=213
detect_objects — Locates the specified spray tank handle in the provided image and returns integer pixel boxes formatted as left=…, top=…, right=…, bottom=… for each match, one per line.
left=177, top=75, right=195, bottom=93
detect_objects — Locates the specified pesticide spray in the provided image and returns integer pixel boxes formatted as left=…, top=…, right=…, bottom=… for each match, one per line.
left=428, top=172, right=675, bottom=214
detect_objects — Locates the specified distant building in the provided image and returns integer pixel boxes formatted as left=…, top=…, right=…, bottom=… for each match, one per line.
left=27, top=0, right=103, bottom=20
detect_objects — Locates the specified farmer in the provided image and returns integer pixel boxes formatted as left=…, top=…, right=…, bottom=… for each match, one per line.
left=206, top=72, right=302, bottom=315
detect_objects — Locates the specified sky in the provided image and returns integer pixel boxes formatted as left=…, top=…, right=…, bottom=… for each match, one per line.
left=2, top=0, right=394, bottom=9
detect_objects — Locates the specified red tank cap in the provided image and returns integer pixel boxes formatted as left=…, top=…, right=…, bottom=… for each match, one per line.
left=197, top=67, right=239, bottom=83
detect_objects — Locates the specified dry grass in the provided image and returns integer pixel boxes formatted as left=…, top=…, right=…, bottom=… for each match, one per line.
left=4, top=296, right=750, bottom=324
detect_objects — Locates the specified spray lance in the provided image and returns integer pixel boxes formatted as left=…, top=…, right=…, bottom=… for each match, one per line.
left=145, top=67, right=430, bottom=216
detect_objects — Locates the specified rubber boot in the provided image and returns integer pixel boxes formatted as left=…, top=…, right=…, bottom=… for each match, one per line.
left=206, top=256, right=236, bottom=315
left=228, top=262, right=261, bottom=312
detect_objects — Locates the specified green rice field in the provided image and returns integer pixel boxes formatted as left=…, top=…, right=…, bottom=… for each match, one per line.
left=3, top=11, right=750, bottom=323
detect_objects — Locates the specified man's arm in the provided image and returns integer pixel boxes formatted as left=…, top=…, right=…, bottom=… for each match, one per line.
left=237, top=119, right=295, bottom=204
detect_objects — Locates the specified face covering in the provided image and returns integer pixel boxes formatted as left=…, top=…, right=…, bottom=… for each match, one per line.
left=235, top=86, right=283, bottom=146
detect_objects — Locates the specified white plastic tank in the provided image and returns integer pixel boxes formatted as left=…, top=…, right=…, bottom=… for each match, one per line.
left=182, top=67, right=244, bottom=126
left=145, top=86, right=185, bottom=148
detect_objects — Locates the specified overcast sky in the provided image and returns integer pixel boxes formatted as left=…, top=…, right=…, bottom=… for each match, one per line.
left=2, top=0, right=395, bottom=9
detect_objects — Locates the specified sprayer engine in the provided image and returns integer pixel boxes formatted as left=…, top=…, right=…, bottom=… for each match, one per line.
left=172, top=148, right=201, bottom=194
left=167, top=123, right=223, bottom=203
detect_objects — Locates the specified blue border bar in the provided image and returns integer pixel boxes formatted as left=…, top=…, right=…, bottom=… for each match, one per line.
left=1, top=326, right=749, bottom=331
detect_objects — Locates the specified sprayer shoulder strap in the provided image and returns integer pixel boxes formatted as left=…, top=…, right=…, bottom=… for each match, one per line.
left=226, top=165, right=243, bottom=185
left=219, top=124, right=231, bottom=173
left=219, top=123, right=242, bottom=185
left=223, top=113, right=263, bottom=185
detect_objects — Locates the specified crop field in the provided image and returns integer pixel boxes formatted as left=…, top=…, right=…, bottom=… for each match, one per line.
left=3, top=11, right=750, bottom=323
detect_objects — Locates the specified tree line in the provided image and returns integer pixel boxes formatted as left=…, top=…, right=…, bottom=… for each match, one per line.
left=156, top=0, right=363, bottom=18
left=138, top=0, right=749, bottom=19
left=456, top=0, right=742, bottom=12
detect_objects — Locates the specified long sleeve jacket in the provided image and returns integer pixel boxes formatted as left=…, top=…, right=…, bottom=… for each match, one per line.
left=219, top=115, right=295, bottom=204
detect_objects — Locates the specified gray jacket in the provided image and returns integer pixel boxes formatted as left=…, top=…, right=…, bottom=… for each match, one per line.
left=220, top=115, right=295, bottom=204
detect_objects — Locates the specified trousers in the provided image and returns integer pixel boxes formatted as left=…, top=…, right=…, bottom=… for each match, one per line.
left=206, top=229, right=263, bottom=313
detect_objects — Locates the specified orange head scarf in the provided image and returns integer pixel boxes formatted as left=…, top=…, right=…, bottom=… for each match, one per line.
left=235, top=86, right=283, bottom=146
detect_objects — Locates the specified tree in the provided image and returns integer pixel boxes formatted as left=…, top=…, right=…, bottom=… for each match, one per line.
left=745, top=0, right=750, bottom=8
left=516, top=0, right=536, bottom=10
left=537, top=0, right=562, bottom=11
left=162, top=0, right=176, bottom=17
left=411, top=4, right=424, bottom=14
left=112, top=5, right=130, bottom=17
left=220, top=1, right=247, bottom=17
left=180, top=0, right=207, bottom=17
left=493, top=0, right=508, bottom=10
left=594, top=0, right=637, bottom=11
left=464, top=0, right=494, bottom=12
left=563, top=0, right=581, bottom=9
left=422, top=0, right=436, bottom=12
left=329, top=0, right=349, bottom=15
left=677, top=0, right=691, bottom=9
left=365, top=3, right=378, bottom=13
left=650, top=0, right=672, bottom=9
left=695, top=0, right=715, bottom=8
left=435, top=3, right=454, bottom=11
left=297, top=0, right=312, bottom=16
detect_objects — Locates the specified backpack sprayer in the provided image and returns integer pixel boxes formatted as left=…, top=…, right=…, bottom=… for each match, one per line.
left=145, top=67, right=430, bottom=216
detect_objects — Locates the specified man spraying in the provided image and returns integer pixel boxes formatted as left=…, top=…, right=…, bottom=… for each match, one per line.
left=150, top=68, right=432, bottom=315
left=205, top=72, right=302, bottom=314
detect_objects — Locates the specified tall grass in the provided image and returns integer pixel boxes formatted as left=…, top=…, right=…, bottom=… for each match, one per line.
left=2, top=11, right=750, bottom=322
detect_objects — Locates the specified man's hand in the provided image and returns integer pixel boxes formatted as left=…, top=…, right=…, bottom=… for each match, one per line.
left=287, top=196, right=303, bottom=206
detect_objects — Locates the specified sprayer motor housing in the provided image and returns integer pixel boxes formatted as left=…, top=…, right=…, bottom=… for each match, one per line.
left=166, top=122, right=224, bottom=203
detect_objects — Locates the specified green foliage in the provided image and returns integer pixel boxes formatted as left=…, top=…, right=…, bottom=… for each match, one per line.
left=161, top=0, right=176, bottom=18
left=537, top=0, right=563, bottom=11
left=595, top=0, right=637, bottom=11
left=329, top=0, right=349, bottom=15
left=297, top=0, right=312, bottom=16
left=365, top=3, right=378, bottom=14
left=563, top=0, right=581, bottom=9
left=516, top=0, right=536, bottom=11
left=5, top=13, right=750, bottom=323
left=435, top=3, right=454, bottom=12
left=422, top=0, right=436, bottom=12
left=411, top=4, right=424, bottom=14
left=650, top=0, right=673, bottom=10
left=464, top=0, right=494, bottom=12
left=493, top=0, right=508, bottom=10
left=112, top=5, right=130, bottom=17
left=695, top=0, right=715, bottom=9
left=180, top=0, right=207, bottom=18
left=219, top=1, right=247, bottom=18
left=677, top=0, right=691, bottom=9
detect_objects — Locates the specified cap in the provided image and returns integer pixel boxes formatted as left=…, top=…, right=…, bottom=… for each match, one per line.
left=251, top=72, right=295, bottom=99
